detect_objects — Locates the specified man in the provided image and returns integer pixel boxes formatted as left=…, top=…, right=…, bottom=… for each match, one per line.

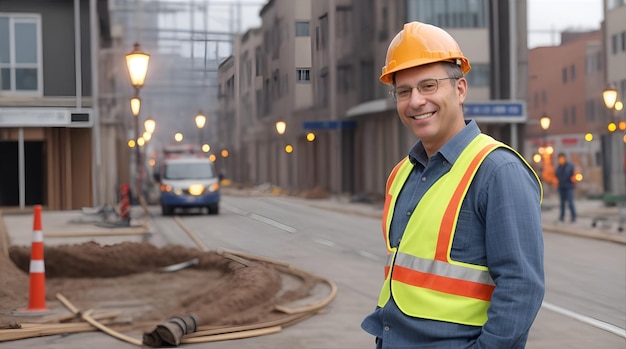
left=555, top=152, right=577, bottom=222
left=361, top=22, right=545, bottom=348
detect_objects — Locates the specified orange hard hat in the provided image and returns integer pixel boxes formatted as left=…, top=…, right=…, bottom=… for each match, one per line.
left=380, top=21, right=471, bottom=85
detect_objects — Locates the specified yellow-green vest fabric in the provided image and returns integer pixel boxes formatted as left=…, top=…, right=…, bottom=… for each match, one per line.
left=377, top=133, right=542, bottom=326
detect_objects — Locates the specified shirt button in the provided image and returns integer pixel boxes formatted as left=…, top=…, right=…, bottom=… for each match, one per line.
left=421, top=176, right=427, bottom=182
left=406, top=211, right=411, bottom=216
left=384, top=325, right=390, bottom=331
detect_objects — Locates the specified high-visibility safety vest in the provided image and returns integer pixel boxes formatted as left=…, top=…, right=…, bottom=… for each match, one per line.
left=377, top=133, right=542, bottom=326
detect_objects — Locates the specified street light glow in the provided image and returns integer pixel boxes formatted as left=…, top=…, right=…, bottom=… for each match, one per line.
left=195, top=111, right=207, bottom=129
left=285, top=144, right=293, bottom=153
left=125, top=42, right=150, bottom=89
left=144, top=117, right=156, bottom=133
left=584, top=133, right=593, bottom=142
left=276, top=120, right=286, bottom=135
left=306, top=132, right=316, bottom=142
left=539, top=115, right=550, bottom=130
left=130, top=97, right=141, bottom=116
left=602, top=86, right=618, bottom=109
left=174, top=132, right=183, bottom=142
left=608, top=122, right=617, bottom=132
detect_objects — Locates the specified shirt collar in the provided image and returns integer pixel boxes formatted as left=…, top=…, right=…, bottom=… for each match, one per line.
left=408, top=120, right=481, bottom=167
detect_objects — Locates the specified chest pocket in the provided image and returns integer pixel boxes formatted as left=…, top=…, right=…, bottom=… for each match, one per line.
left=451, top=208, right=473, bottom=250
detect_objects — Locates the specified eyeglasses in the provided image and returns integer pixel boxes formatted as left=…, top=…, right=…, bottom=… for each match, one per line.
left=390, top=77, right=460, bottom=101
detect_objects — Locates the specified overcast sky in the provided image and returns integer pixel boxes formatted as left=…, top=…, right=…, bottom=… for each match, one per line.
left=527, top=0, right=603, bottom=48
left=190, top=0, right=604, bottom=49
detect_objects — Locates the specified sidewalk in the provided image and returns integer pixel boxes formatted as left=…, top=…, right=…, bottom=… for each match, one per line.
left=540, top=194, right=626, bottom=245
left=304, top=193, right=626, bottom=245
left=1, top=192, right=625, bottom=250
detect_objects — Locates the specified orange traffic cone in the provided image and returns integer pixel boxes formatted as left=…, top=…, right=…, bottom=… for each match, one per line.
left=26, top=205, right=48, bottom=311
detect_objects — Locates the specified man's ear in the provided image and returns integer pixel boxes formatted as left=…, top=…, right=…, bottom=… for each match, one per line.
left=457, top=77, right=468, bottom=104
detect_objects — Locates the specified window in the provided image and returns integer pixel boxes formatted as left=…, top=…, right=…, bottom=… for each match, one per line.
left=0, top=13, right=42, bottom=94
left=406, top=0, right=486, bottom=28
left=464, top=63, right=489, bottom=87
left=296, top=68, right=310, bottom=82
left=570, top=65, right=575, bottom=81
left=562, top=67, right=568, bottom=83
left=336, top=6, right=351, bottom=38
left=337, top=64, right=352, bottom=93
left=319, top=14, right=328, bottom=50
left=296, top=21, right=309, bottom=36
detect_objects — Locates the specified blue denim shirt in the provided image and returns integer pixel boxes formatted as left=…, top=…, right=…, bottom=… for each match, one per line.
left=361, top=120, right=545, bottom=349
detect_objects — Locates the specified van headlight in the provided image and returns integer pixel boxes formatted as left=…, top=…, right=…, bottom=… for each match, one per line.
left=207, top=183, right=219, bottom=192
left=188, top=184, right=205, bottom=196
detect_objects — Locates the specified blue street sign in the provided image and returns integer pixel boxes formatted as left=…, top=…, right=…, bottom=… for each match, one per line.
left=302, top=120, right=357, bottom=130
left=463, top=101, right=527, bottom=122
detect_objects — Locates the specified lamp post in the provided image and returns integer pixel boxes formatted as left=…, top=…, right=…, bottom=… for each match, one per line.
left=539, top=114, right=551, bottom=147
left=275, top=121, right=286, bottom=187
left=602, top=85, right=625, bottom=197
left=195, top=111, right=206, bottom=151
left=538, top=114, right=553, bottom=187
left=125, top=42, right=150, bottom=201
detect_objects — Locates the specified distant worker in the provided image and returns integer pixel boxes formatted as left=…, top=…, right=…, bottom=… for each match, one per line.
left=361, top=21, right=545, bottom=348
left=555, top=152, right=577, bottom=222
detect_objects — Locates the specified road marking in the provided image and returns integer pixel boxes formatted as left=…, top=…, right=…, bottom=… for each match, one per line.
left=357, top=250, right=383, bottom=261
left=312, top=238, right=336, bottom=247
left=222, top=203, right=297, bottom=234
left=542, top=301, right=626, bottom=338
left=249, top=213, right=297, bottom=234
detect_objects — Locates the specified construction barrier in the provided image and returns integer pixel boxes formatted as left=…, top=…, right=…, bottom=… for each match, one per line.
left=26, top=205, right=48, bottom=312
left=119, top=183, right=130, bottom=225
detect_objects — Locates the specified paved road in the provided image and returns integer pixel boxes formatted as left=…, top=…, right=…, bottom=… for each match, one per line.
left=1, top=191, right=624, bottom=348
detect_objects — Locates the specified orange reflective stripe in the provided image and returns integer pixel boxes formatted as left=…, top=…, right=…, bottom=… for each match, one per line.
left=393, top=265, right=495, bottom=301
left=382, top=157, right=409, bottom=249
left=435, top=143, right=498, bottom=261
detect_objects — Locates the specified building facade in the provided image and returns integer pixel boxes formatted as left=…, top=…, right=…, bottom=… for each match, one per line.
left=0, top=0, right=111, bottom=210
left=526, top=30, right=606, bottom=196
left=218, top=0, right=532, bottom=200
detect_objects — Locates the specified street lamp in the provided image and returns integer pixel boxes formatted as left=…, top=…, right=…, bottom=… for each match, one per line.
left=601, top=85, right=625, bottom=197
left=602, top=86, right=618, bottom=110
left=538, top=114, right=554, bottom=186
left=174, top=132, right=184, bottom=142
left=275, top=120, right=286, bottom=135
left=125, top=43, right=150, bottom=90
left=274, top=120, right=287, bottom=187
left=130, top=97, right=141, bottom=117
left=126, top=42, right=150, bottom=201
left=195, top=111, right=206, bottom=150
left=144, top=117, right=156, bottom=134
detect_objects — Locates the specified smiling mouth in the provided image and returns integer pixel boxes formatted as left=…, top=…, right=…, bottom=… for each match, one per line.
left=411, top=112, right=434, bottom=120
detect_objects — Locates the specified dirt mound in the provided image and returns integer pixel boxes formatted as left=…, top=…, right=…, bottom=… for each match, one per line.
left=1, top=241, right=314, bottom=330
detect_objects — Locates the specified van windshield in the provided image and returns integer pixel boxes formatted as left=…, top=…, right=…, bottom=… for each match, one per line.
left=164, top=162, right=215, bottom=179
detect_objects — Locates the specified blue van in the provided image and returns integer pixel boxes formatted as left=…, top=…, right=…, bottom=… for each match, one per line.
left=156, top=156, right=220, bottom=215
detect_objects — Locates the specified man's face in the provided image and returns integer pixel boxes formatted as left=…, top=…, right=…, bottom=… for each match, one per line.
left=558, top=155, right=566, bottom=165
left=394, top=63, right=467, bottom=155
